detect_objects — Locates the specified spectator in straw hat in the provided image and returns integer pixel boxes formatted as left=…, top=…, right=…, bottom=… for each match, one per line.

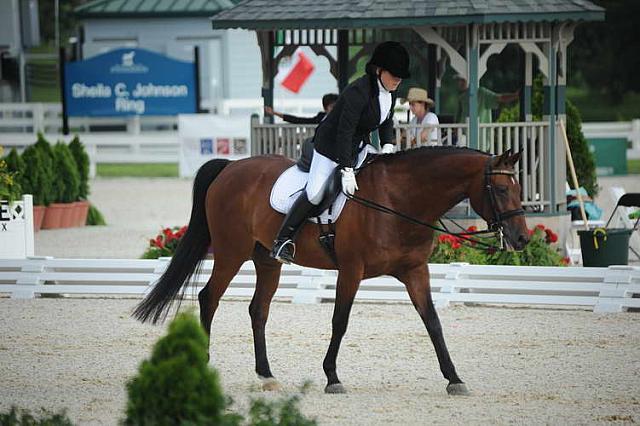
left=406, top=87, right=439, bottom=146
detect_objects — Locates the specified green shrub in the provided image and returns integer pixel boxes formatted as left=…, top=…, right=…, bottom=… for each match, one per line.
left=0, top=147, right=22, bottom=202
left=430, top=224, right=568, bottom=266
left=249, top=387, right=316, bottom=426
left=68, top=136, right=90, bottom=200
left=20, top=145, right=51, bottom=206
left=123, top=311, right=241, bottom=426
left=86, top=204, right=106, bottom=226
left=4, top=148, right=25, bottom=187
left=52, top=143, right=81, bottom=204
left=0, top=407, right=73, bottom=426
left=565, top=100, right=598, bottom=197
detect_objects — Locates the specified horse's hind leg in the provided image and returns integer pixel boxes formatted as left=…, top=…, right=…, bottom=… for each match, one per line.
left=395, top=264, right=469, bottom=396
left=249, top=243, right=283, bottom=391
left=198, top=255, right=245, bottom=348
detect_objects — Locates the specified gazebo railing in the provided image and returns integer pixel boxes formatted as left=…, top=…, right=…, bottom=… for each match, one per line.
left=250, top=117, right=549, bottom=213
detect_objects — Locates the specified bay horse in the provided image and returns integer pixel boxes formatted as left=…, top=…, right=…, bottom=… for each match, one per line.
left=133, top=146, right=529, bottom=396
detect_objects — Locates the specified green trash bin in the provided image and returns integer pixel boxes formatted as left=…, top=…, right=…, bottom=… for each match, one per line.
left=578, top=228, right=633, bottom=267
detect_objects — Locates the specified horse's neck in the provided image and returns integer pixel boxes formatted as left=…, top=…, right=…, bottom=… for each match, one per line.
left=391, top=154, right=483, bottom=222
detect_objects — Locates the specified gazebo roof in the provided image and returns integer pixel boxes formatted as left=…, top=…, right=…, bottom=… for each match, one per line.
left=211, top=0, right=604, bottom=30
left=75, top=0, right=241, bottom=19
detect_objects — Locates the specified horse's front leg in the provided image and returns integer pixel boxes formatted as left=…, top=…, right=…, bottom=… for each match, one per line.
left=322, top=265, right=363, bottom=394
left=395, top=264, right=469, bottom=396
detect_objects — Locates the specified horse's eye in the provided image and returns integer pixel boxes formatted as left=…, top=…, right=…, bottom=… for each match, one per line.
left=496, top=186, right=508, bottom=195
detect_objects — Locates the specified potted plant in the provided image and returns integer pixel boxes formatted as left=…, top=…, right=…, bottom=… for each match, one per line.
left=31, top=134, right=65, bottom=229
left=68, top=136, right=91, bottom=226
left=52, top=142, right=81, bottom=228
left=20, top=143, right=53, bottom=231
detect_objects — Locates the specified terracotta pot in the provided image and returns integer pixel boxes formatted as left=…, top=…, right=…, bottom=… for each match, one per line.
left=60, top=202, right=76, bottom=228
left=42, top=203, right=67, bottom=229
left=75, top=200, right=90, bottom=227
left=33, top=205, right=46, bottom=232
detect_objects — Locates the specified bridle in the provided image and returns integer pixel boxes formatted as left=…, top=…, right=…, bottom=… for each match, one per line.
left=345, top=154, right=525, bottom=251
left=483, top=158, right=525, bottom=248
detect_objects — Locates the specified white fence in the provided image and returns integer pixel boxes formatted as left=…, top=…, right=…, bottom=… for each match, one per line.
left=582, top=119, right=640, bottom=159
left=1, top=257, right=639, bottom=313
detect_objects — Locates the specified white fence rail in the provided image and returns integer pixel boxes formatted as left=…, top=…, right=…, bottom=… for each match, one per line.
left=582, top=119, right=640, bottom=159
left=1, top=257, right=639, bottom=313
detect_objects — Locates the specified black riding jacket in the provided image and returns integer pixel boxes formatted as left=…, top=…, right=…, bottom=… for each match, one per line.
left=312, top=73, right=397, bottom=168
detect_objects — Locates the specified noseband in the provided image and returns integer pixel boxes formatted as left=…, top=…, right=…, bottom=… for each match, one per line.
left=484, top=158, right=525, bottom=247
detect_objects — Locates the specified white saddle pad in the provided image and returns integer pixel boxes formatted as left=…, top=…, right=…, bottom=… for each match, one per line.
left=270, top=146, right=376, bottom=224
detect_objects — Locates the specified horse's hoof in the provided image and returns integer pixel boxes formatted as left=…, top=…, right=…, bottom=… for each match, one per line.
left=324, top=383, right=347, bottom=394
left=260, top=377, right=282, bottom=392
left=446, top=382, right=470, bottom=396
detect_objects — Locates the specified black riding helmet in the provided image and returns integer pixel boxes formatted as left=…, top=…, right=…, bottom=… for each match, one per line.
left=366, top=41, right=411, bottom=79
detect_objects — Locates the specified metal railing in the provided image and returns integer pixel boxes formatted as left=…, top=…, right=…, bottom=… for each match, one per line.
left=250, top=115, right=316, bottom=159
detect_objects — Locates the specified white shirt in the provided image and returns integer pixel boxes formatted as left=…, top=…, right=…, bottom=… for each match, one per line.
left=377, top=79, right=392, bottom=125
left=410, top=112, right=440, bottom=145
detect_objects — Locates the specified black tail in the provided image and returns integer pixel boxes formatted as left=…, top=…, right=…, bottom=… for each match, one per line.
left=133, top=159, right=231, bottom=324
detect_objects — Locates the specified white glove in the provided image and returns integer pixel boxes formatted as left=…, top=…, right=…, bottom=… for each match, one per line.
left=380, top=143, right=396, bottom=154
left=341, top=167, right=358, bottom=195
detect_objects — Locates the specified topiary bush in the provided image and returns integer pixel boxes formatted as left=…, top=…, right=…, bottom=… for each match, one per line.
left=52, top=142, right=81, bottom=204
left=20, top=144, right=52, bottom=206
left=565, top=99, right=599, bottom=197
left=68, top=136, right=90, bottom=200
left=123, top=311, right=241, bottom=426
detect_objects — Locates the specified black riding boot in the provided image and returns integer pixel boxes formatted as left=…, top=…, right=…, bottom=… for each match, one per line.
left=271, top=192, right=316, bottom=264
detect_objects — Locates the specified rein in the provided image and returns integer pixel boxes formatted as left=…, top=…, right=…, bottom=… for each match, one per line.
left=347, top=155, right=525, bottom=251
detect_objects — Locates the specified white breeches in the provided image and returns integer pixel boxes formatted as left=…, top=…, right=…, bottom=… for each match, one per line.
left=306, top=149, right=339, bottom=205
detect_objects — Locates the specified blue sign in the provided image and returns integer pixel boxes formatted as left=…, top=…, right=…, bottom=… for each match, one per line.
left=64, top=48, right=196, bottom=116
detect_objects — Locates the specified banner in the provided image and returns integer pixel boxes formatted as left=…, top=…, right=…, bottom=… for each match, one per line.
left=64, top=48, right=196, bottom=116
left=178, top=114, right=251, bottom=178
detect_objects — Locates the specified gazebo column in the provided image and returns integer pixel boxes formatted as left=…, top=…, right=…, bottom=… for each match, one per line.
left=467, top=24, right=480, bottom=149
left=337, top=30, right=349, bottom=92
left=257, top=31, right=275, bottom=124
left=521, top=52, right=533, bottom=121
left=543, top=29, right=558, bottom=213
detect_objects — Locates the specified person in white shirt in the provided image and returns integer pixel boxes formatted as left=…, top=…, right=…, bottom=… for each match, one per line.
left=407, top=87, right=439, bottom=146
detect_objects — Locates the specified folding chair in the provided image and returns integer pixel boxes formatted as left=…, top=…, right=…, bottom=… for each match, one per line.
left=605, top=193, right=640, bottom=260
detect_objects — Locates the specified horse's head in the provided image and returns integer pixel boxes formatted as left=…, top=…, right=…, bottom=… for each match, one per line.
left=468, top=149, right=530, bottom=251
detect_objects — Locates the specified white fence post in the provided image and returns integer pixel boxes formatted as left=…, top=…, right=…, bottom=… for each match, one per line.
left=12, top=256, right=52, bottom=299
left=292, top=268, right=327, bottom=304
left=594, top=266, right=636, bottom=313
left=437, top=262, right=468, bottom=308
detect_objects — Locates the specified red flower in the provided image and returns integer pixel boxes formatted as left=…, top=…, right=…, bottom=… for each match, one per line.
left=451, top=241, right=461, bottom=249
left=467, top=225, right=478, bottom=233
left=154, top=236, right=164, bottom=249
left=545, top=229, right=558, bottom=243
left=561, top=257, right=570, bottom=265
left=535, top=224, right=546, bottom=231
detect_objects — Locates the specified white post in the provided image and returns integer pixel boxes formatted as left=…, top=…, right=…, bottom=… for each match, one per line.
left=13, top=256, right=52, bottom=299
left=292, top=268, right=326, bottom=304
left=23, top=195, right=34, bottom=257
left=436, top=262, right=468, bottom=308
left=593, top=266, right=636, bottom=313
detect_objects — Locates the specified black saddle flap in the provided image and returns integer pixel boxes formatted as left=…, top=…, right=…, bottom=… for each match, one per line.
left=296, top=137, right=314, bottom=172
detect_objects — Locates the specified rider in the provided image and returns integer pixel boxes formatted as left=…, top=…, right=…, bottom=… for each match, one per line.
left=271, top=41, right=410, bottom=264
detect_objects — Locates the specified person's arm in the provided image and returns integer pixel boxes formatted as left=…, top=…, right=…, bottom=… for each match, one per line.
left=264, top=106, right=284, bottom=119
left=336, top=86, right=367, bottom=167
left=281, top=112, right=325, bottom=124
left=498, top=89, right=520, bottom=104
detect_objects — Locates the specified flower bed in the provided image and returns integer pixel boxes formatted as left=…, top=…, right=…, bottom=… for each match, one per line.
left=430, top=224, right=569, bottom=266
left=142, top=226, right=188, bottom=259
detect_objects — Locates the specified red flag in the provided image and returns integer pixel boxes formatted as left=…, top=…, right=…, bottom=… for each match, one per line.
left=280, top=51, right=315, bottom=93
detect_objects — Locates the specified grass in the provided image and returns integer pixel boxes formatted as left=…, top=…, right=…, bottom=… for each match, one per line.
left=96, top=163, right=179, bottom=178
left=628, top=160, right=640, bottom=175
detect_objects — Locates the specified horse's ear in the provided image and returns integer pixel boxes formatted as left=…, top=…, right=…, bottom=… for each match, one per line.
left=493, top=149, right=512, bottom=167
left=508, top=151, right=522, bottom=166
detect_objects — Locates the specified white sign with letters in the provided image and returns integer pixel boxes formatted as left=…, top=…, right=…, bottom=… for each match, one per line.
left=0, top=195, right=34, bottom=259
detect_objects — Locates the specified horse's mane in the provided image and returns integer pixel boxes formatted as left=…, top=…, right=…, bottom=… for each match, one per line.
left=380, top=145, right=491, bottom=162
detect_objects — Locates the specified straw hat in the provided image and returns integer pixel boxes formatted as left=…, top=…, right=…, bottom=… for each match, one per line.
left=406, top=87, right=435, bottom=106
